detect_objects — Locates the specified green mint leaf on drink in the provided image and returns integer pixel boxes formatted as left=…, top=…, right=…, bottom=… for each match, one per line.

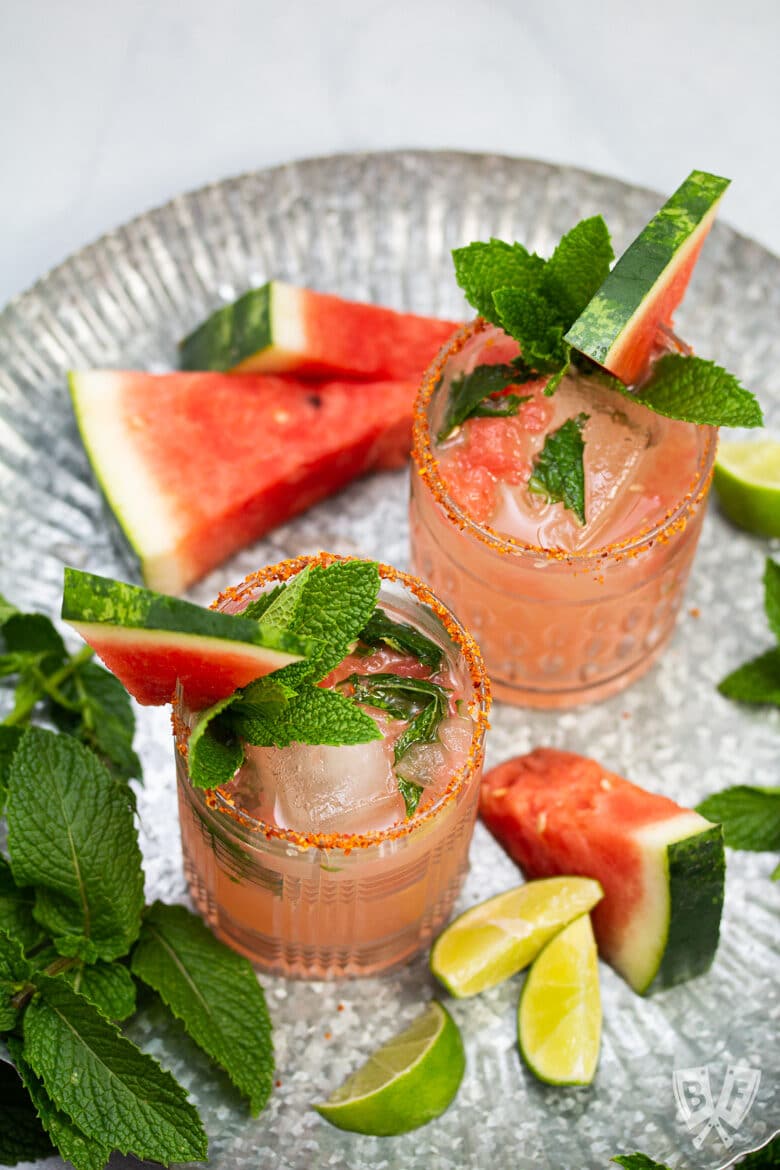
left=696, top=785, right=780, bottom=852
left=0, top=856, right=44, bottom=952
left=6, top=1037, right=111, bottom=1170
left=0, top=1060, right=56, bottom=1164
left=0, top=929, right=32, bottom=1031
left=453, top=239, right=545, bottom=326
left=397, top=777, right=424, bottom=818
left=470, top=392, right=531, bottom=420
left=6, top=729, right=144, bottom=962
left=437, top=362, right=535, bottom=441
left=358, top=608, right=444, bottom=672
left=629, top=354, right=763, bottom=427
left=528, top=413, right=589, bottom=524
left=492, top=288, right=570, bottom=375
left=541, top=215, right=614, bottom=326
left=187, top=693, right=247, bottom=790
left=131, top=901, right=274, bottom=1115
left=22, top=975, right=208, bottom=1164
left=236, top=685, right=381, bottom=750
left=611, top=1156, right=672, bottom=1170
left=718, top=558, right=780, bottom=706
left=718, top=648, right=780, bottom=706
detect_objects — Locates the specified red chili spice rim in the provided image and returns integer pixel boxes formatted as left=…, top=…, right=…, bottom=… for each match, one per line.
left=411, top=318, right=718, bottom=567
left=175, top=552, right=491, bottom=853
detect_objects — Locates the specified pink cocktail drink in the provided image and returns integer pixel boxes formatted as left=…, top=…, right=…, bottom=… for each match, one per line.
left=410, top=321, right=717, bottom=707
left=175, top=555, right=490, bottom=979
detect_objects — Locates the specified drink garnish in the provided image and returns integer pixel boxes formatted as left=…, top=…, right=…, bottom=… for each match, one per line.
left=527, top=413, right=589, bottom=524
left=437, top=361, right=534, bottom=442
left=357, top=607, right=444, bottom=671
left=716, top=557, right=780, bottom=707
left=714, top=436, right=780, bottom=537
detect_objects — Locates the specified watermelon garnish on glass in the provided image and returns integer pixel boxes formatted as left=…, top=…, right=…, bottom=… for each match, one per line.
left=565, top=170, right=730, bottom=385
left=69, top=370, right=419, bottom=595
left=480, top=748, right=725, bottom=995
left=179, top=281, right=459, bottom=380
left=61, top=568, right=310, bottom=709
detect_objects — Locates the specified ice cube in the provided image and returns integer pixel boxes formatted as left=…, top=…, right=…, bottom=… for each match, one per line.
left=396, top=741, right=448, bottom=786
left=242, top=736, right=404, bottom=835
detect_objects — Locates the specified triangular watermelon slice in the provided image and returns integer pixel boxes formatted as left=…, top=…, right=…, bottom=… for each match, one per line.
left=69, top=370, right=417, bottom=594
left=62, top=568, right=310, bottom=708
left=179, top=281, right=459, bottom=379
left=565, top=170, right=730, bottom=385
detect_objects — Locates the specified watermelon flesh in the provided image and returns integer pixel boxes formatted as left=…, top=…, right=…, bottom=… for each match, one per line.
left=480, top=748, right=725, bottom=994
left=180, top=280, right=460, bottom=380
left=565, top=170, right=730, bottom=386
left=69, top=370, right=418, bottom=595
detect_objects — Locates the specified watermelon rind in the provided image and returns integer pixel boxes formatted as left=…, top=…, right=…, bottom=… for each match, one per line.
left=614, top=812, right=725, bottom=995
left=179, top=282, right=306, bottom=373
left=564, top=170, right=730, bottom=380
left=61, top=567, right=308, bottom=657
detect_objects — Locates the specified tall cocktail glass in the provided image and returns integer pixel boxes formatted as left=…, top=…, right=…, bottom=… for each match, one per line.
left=175, top=554, right=490, bottom=979
left=410, top=321, right=717, bottom=708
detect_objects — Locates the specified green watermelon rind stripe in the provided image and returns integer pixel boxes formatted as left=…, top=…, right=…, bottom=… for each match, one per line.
left=179, top=283, right=275, bottom=371
left=564, top=170, right=730, bottom=363
left=61, top=568, right=310, bottom=659
left=647, top=823, right=725, bottom=993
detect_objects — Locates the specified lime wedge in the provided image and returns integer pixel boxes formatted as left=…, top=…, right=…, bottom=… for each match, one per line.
left=430, top=876, right=603, bottom=998
left=518, top=913, right=601, bottom=1086
left=313, top=1001, right=464, bottom=1135
left=714, top=438, right=780, bottom=538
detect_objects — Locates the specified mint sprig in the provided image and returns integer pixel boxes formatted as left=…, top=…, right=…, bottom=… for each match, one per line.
left=718, top=558, right=780, bottom=707
left=528, top=413, right=589, bottom=524
left=629, top=354, right=762, bottom=427
left=357, top=608, right=444, bottom=672
left=437, top=362, right=534, bottom=441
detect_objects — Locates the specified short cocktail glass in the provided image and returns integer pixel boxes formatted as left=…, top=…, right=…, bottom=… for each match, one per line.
left=410, top=321, right=718, bottom=708
left=175, top=554, right=490, bottom=979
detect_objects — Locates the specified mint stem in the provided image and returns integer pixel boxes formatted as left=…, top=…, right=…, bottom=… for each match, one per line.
left=2, top=645, right=94, bottom=727
left=10, top=957, right=80, bottom=1012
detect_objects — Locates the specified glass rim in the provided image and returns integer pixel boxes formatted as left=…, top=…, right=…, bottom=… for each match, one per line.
left=411, top=318, right=719, bottom=568
left=175, top=551, right=491, bottom=853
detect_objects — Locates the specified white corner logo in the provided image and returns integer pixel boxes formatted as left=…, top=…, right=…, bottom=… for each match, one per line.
left=673, top=1063, right=761, bottom=1149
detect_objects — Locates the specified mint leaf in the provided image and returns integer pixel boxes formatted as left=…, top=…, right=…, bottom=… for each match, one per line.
left=764, top=557, right=780, bottom=641
left=131, top=901, right=273, bottom=1115
left=0, top=1060, right=55, bottom=1164
left=437, top=361, right=535, bottom=441
left=630, top=354, right=763, bottom=427
left=236, top=685, right=381, bottom=749
left=251, top=565, right=312, bottom=631
left=358, top=608, right=444, bottom=672
left=0, top=856, right=44, bottom=952
left=492, top=287, right=569, bottom=373
left=718, top=647, right=780, bottom=706
left=397, top=777, right=423, bottom=818
left=64, top=960, right=137, bottom=1022
left=50, top=661, right=141, bottom=784
left=528, top=413, right=589, bottom=524
left=453, top=239, right=544, bottom=326
left=6, top=1038, right=110, bottom=1170
left=6, top=729, right=144, bottom=962
left=1, top=612, right=66, bottom=666
left=696, top=785, right=780, bottom=851
left=282, top=561, right=380, bottom=654
left=542, top=216, right=614, bottom=326
left=0, top=930, right=31, bottom=1031
left=0, top=727, right=22, bottom=811
left=612, top=1157, right=671, bottom=1170
left=240, top=581, right=288, bottom=622
left=22, top=975, right=208, bottom=1163
left=188, top=694, right=246, bottom=790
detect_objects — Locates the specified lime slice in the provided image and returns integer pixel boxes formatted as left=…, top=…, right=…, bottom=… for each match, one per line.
left=714, top=438, right=780, bottom=538
left=313, top=1001, right=464, bottom=1135
left=518, top=913, right=601, bottom=1086
left=430, top=876, right=603, bottom=998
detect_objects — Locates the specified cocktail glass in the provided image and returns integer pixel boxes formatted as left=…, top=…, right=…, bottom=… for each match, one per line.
left=410, top=320, right=717, bottom=708
left=175, top=554, right=490, bottom=979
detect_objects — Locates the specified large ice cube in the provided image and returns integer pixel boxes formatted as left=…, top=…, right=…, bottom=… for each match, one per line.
left=241, top=735, right=404, bottom=835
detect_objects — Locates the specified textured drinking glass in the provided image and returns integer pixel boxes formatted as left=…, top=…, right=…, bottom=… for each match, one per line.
left=175, top=555, right=490, bottom=979
left=410, top=321, right=718, bottom=708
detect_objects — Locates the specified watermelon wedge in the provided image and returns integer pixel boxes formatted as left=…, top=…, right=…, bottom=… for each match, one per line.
left=179, top=281, right=459, bottom=380
left=61, top=568, right=309, bottom=708
left=565, top=170, right=730, bottom=385
left=480, top=749, right=725, bottom=995
left=69, top=370, right=417, bottom=594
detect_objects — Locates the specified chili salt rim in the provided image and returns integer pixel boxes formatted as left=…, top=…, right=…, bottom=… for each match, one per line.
left=176, top=552, right=491, bottom=853
left=411, top=318, right=718, bottom=567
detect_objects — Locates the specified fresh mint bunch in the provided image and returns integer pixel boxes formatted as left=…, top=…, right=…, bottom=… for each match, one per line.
left=718, top=558, right=780, bottom=707
left=0, top=595, right=276, bottom=1168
